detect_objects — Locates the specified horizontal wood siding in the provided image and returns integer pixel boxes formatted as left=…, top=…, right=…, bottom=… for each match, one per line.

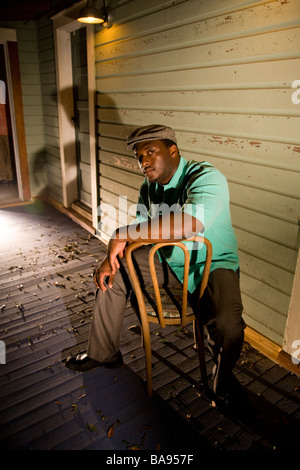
left=0, top=20, right=47, bottom=196
left=37, top=17, right=63, bottom=204
left=94, top=0, right=300, bottom=345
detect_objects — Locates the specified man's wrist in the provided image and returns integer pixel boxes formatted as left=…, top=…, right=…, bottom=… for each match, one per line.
left=113, top=226, right=128, bottom=241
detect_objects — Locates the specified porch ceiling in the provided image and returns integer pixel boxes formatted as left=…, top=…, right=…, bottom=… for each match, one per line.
left=0, top=0, right=79, bottom=21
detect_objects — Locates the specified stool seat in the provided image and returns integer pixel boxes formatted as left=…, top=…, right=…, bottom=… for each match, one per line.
left=143, top=286, right=194, bottom=319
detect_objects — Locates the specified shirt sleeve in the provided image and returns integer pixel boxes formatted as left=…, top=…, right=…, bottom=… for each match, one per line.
left=181, top=165, right=229, bottom=231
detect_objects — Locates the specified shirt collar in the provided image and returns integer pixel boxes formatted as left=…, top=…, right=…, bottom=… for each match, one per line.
left=156, top=156, right=187, bottom=191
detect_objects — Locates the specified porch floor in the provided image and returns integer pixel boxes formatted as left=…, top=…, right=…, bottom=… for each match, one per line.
left=0, top=201, right=299, bottom=452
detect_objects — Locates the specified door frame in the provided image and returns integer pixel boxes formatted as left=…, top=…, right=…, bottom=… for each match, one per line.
left=52, top=4, right=97, bottom=228
left=0, top=27, right=31, bottom=202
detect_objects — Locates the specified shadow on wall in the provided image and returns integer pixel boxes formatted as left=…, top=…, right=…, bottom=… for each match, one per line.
left=31, top=148, right=48, bottom=198
left=97, top=91, right=138, bottom=149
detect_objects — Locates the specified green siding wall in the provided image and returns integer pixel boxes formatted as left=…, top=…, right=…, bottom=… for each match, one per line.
left=37, top=17, right=63, bottom=204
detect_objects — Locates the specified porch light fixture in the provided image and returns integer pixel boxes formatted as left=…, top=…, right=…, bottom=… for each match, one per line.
left=77, top=0, right=112, bottom=27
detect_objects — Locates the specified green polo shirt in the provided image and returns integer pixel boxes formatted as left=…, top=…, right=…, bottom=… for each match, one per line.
left=135, top=156, right=240, bottom=293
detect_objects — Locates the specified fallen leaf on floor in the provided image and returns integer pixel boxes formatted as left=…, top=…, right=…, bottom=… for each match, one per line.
left=86, top=422, right=97, bottom=433
left=124, top=432, right=147, bottom=450
left=54, top=282, right=65, bottom=288
left=107, top=424, right=115, bottom=437
left=16, top=302, right=24, bottom=312
left=128, top=325, right=141, bottom=334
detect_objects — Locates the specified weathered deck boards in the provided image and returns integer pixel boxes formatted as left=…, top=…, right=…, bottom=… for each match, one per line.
left=0, top=202, right=299, bottom=451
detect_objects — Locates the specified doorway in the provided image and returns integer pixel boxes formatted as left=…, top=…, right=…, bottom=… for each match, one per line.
left=53, top=11, right=97, bottom=229
left=71, top=27, right=92, bottom=214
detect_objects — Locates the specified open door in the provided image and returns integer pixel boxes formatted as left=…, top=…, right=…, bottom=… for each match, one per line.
left=0, top=45, right=17, bottom=198
left=0, top=29, right=31, bottom=205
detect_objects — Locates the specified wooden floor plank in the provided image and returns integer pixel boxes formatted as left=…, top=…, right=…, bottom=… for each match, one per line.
left=0, top=201, right=299, bottom=451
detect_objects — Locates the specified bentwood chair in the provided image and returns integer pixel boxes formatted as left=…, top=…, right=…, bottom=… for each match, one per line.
left=125, top=236, right=212, bottom=397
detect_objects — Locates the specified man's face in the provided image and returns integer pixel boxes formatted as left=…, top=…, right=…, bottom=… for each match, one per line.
left=134, top=140, right=179, bottom=185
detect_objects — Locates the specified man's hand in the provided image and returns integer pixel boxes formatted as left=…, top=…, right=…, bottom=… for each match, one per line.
left=93, top=257, right=116, bottom=291
left=107, top=237, right=127, bottom=275
left=94, top=232, right=127, bottom=291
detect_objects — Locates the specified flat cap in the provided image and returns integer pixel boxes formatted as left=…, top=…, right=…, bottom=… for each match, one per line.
left=126, top=124, right=177, bottom=151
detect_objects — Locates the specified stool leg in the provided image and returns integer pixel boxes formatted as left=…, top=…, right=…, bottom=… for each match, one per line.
left=140, top=318, right=153, bottom=397
left=195, top=318, right=208, bottom=394
left=192, top=320, right=197, bottom=350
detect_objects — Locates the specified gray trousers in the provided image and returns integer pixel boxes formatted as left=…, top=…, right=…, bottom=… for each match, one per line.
left=87, top=245, right=245, bottom=396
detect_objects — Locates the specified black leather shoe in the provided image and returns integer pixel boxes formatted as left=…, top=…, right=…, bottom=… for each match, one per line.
left=64, top=351, right=123, bottom=371
left=212, top=374, right=257, bottom=425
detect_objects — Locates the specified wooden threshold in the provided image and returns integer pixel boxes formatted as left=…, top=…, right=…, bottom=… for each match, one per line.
left=71, top=201, right=92, bottom=222
left=245, top=326, right=300, bottom=376
left=0, top=196, right=33, bottom=209
left=0, top=198, right=22, bottom=209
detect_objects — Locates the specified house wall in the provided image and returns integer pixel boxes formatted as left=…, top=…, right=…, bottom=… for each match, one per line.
left=94, top=0, right=300, bottom=347
left=0, top=20, right=47, bottom=197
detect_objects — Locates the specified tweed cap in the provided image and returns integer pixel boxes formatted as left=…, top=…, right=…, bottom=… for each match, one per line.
left=126, top=124, right=177, bottom=151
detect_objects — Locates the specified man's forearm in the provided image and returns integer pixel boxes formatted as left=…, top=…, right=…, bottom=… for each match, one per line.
left=113, top=212, right=204, bottom=243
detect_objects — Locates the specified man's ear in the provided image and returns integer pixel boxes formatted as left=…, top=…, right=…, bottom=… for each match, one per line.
left=169, top=144, right=178, bottom=158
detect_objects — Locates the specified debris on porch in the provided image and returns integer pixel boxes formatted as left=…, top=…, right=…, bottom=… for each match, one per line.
left=0, top=201, right=299, bottom=451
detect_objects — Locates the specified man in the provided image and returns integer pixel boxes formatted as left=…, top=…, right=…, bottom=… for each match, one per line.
left=65, top=124, right=246, bottom=405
